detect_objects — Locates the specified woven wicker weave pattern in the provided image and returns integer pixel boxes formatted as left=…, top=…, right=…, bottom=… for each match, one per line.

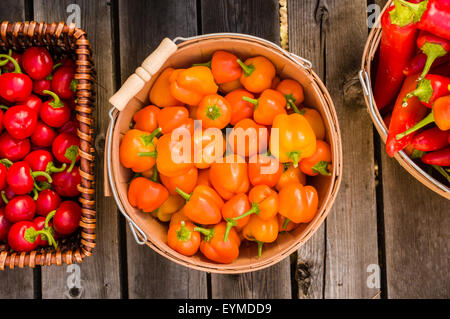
left=0, top=21, right=96, bottom=269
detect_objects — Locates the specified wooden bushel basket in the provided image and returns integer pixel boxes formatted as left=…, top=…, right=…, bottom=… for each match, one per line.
left=0, top=22, right=96, bottom=269
left=359, top=0, right=450, bottom=200
left=106, top=34, right=342, bottom=273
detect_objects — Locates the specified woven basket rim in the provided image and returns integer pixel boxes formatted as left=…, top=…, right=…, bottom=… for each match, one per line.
left=0, top=21, right=97, bottom=269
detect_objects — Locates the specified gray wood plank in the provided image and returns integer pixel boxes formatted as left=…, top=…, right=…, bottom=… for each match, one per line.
left=288, top=0, right=326, bottom=299
left=201, top=0, right=291, bottom=299
left=33, top=0, right=121, bottom=298
left=323, top=0, right=380, bottom=298
left=0, top=1, right=35, bottom=299
left=118, top=0, right=207, bottom=299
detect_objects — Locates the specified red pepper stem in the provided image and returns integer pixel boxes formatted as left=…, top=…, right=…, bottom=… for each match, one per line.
left=175, top=187, right=192, bottom=201
left=43, top=90, right=64, bottom=108
left=0, top=54, right=22, bottom=73
left=231, top=203, right=260, bottom=222
left=395, top=112, right=434, bottom=140
left=193, top=226, right=215, bottom=241
left=31, top=171, right=53, bottom=184
left=420, top=43, right=448, bottom=80
left=282, top=217, right=290, bottom=230
left=1, top=191, right=8, bottom=204
left=237, top=59, right=255, bottom=77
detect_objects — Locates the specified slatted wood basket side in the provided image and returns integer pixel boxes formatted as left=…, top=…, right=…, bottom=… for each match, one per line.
left=0, top=21, right=96, bottom=269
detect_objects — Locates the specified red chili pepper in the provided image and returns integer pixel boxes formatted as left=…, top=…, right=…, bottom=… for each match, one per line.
left=3, top=105, right=38, bottom=139
left=374, top=1, right=419, bottom=110
left=0, top=54, right=32, bottom=103
left=52, top=166, right=81, bottom=197
left=36, top=189, right=61, bottom=217
left=39, top=90, right=71, bottom=128
left=403, top=74, right=450, bottom=107
left=24, top=150, right=67, bottom=182
left=51, top=66, right=77, bottom=100
left=0, top=207, right=11, bottom=241
left=18, top=94, right=42, bottom=113
left=386, top=74, right=428, bottom=157
left=51, top=133, right=80, bottom=172
left=6, top=161, right=52, bottom=195
left=411, top=127, right=449, bottom=151
left=399, top=0, right=450, bottom=41
left=422, top=146, right=450, bottom=166
left=4, top=195, right=36, bottom=223
left=0, top=132, right=31, bottom=161
left=403, top=52, right=449, bottom=76
left=31, top=121, right=57, bottom=147
left=415, top=31, right=450, bottom=80
left=46, top=201, right=81, bottom=235
left=22, top=47, right=54, bottom=80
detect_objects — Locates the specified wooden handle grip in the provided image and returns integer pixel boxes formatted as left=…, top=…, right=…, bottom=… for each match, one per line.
left=108, top=37, right=177, bottom=111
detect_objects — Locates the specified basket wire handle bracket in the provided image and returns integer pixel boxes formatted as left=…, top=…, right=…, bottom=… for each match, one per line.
left=106, top=108, right=147, bottom=245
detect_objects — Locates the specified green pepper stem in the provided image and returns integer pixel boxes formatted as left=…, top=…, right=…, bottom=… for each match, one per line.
left=237, top=59, right=255, bottom=77
left=45, top=210, right=56, bottom=229
left=419, top=42, right=448, bottom=81
left=288, top=151, right=301, bottom=168
left=52, top=62, right=62, bottom=70
left=402, top=78, right=433, bottom=106
left=288, top=100, right=302, bottom=114
left=432, top=165, right=450, bottom=183
left=137, top=151, right=157, bottom=157
left=0, top=158, right=13, bottom=168
left=193, top=61, right=211, bottom=68
left=0, top=105, right=9, bottom=111
left=282, top=217, right=290, bottom=230
left=242, top=96, right=259, bottom=108
left=223, top=218, right=238, bottom=242
left=175, top=187, right=192, bottom=201
left=47, top=162, right=67, bottom=174
left=257, top=240, right=263, bottom=258
left=24, top=227, right=58, bottom=249
left=32, top=188, right=38, bottom=201
left=31, top=171, right=53, bottom=184
left=396, top=112, right=434, bottom=140
left=1, top=191, right=8, bottom=204
left=312, top=161, right=331, bottom=176
left=0, top=54, right=22, bottom=73
left=231, top=203, right=260, bottom=222
left=151, top=165, right=158, bottom=183
left=176, top=221, right=192, bottom=242
left=193, top=226, right=215, bottom=241
left=43, top=90, right=64, bottom=108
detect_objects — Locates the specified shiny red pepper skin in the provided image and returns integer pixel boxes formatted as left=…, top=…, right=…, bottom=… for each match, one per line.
left=421, top=146, right=450, bottom=166
left=3, top=105, right=38, bottom=139
left=33, top=78, right=52, bottom=96
left=18, top=94, right=42, bottom=113
left=6, top=161, right=35, bottom=195
left=58, top=118, right=79, bottom=135
left=0, top=132, right=31, bottom=161
left=416, top=31, right=450, bottom=79
left=24, top=150, right=66, bottom=181
left=51, top=66, right=77, bottom=100
left=51, top=133, right=80, bottom=172
left=36, top=189, right=61, bottom=217
left=374, top=5, right=418, bottom=110
left=411, top=127, right=449, bottom=151
left=415, top=0, right=450, bottom=41
left=51, top=201, right=81, bottom=235
left=31, top=121, right=57, bottom=147
left=39, top=91, right=71, bottom=128
left=52, top=166, right=81, bottom=197
left=5, top=195, right=36, bottom=223
left=0, top=69, right=33, bottom=103
left=0, top=163, right=7, bottom=191
left=22, top=47, right=54, bottom=80
left=7, top=221, right=40, bottom=252
left=0, top=207, right=11, bottom=241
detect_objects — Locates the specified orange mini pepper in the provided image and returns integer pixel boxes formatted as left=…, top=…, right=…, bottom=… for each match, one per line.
left=275, top=164, right=307, bottom=191
left=169, top=210, right=190, bottom=228
left=209, top=154, right=249, bottom=200
left=157, top=106, right=190, bottom=134
left=160, top=166, right=198, bottom=195
left=176, top=185, right=224, bottom=225
left=193, top=128, right=226, bottom=169
left=279, top=182, right=319, bottom=225
left=248, top=154, right=283, bottom=188
left=227, top=118, right=269, bottom=157
left=128, top=177, right=169, bottom=213
left=242, top=214, right=278, bottom=258
left=237, top=56, right=276, bottom=93
left=196, top=94, right=232, bottom=129
left=167, top=220, right=201, bottom=256
left=152, top=194, right=185, bottom=222
left=221, top=193, right=251, bottom=241
left=195, top=222, right=241, bottom=264
left=156, top=132, right=194, bottom=177
left=169, top=66, right=218, bottom=106
left=270, top=113, right=316, bottom=167
left=243, top=89, right=287, bottom=126
left=195, top=51, right=242, bottom=84
left=225, top=89, right=255, bottom=126
left=300, top=107, right=326, bottom=140
left=149, top=68, right=182, bottom=107
left=119, top=128, right=160, bottom=173
left=299, top=140, right=332, bottom=176
left=219, top=79, right=243, bottom=94
left=133, top=105, right=160, bottom=132
left=197, top=168, right=212, bottom=187
left=276, top=79, right=304, bottom=110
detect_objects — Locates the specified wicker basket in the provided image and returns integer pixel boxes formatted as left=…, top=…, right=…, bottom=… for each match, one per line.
left=0, top=21, right=96, bottom=269
left=359, top=0, right=450, bottom=200
left=106, top=34, right=342, bottom=273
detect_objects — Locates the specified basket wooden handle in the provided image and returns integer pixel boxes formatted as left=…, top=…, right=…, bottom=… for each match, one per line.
left=108, top=37, right=177, bottom=111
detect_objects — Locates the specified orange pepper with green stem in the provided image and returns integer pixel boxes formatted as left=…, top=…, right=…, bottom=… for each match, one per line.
left=237, top=56, right=276, bottom=93
left=248, top=153, right=283, bottom=188
left=275, top=163, right=307, bottom=191
left=195, top=222, right=241, bottom=264
left=149, top=68, right=182, bottom=107
left=167, top=220, right=201, bottom=256
left=157, top=106, right=191, bottom=134
left=299, top=140, right=332, bottom=176
left=221, top=193, right=251, bottom=240
left=156, top=132, right=194, bottom=177
left=133, top=105, right=159, bottom=132
left=128, top=177, right=169, bottom=213
left=169, top=66, right=218, bottom=106
left=119, top=128, right=160, bottom=173
left=279, top=182, right=318, bottom=227
left=195, top=51, right=242, bottom=84
left=227, top=118, right=269, bottom=157
left=276, top=79, right=304, bottom=110
left=209, top=154, right=249, bottom=200
left=176, top=185, right=224, bottom=225
left=270, top=113, right=316, bottom=167
left=196, top=94, right=231, bottom=129
left=243, top=89, right=287, bottom=126
left=160, top=166, right=198, bottom=195
left=224, top=89, right=255, bottom=126
left=278, top=215, right=299, bottom=232
left=242, top=214, right=278, bottom=258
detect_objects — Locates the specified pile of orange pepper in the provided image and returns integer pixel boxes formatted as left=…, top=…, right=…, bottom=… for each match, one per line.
left=119, top=50, right=333, bottom=264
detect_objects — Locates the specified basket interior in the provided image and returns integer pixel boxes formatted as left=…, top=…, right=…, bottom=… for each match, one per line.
left=111, top=37, right=341, bottom=272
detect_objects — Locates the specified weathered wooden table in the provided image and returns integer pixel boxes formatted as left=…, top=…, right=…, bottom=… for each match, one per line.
left=0, top=0, right=448, bottom=299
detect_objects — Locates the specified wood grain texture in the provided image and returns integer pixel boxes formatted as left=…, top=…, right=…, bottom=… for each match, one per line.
left=323, top=0, right=380, bottom=298
left=288, top=0, right=326, bottom=299
left=201, top=0, right=291, bottom=299
left=118, top=0, right=207, bottom=299
left=0, top=1, right=35, bottom=299
left=33, top=0, right=121, bottom=298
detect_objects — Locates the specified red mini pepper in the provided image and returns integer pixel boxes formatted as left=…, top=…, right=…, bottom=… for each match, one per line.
left=39, top=90, right=71, bottom=128
left=3, top=105, right=38, bottom=139
left=18, top=94, right=42, bottom=113
left=51, top=65, right=77, bottom=100
left=22, top=47, right=54, bottom=80
left=0, top=132, right=30, bottom=161
left=6, top=161, right=52, bottom=195
left=411, top=127, right=449, bottom=151
left=31, top=121, right=57, bottom=147
left=4, top=195, right=36, bottom=223
left=24, top=150, right=67, bottom=181
left=46, top=200, right=81, bottom=235
left=52, top=133, right=80, bottom=172
left=52, top=165, right=81, bottom=197
left=0, top=54, right=33, bottom=103
left=403, top=74, right=450, bottom=107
